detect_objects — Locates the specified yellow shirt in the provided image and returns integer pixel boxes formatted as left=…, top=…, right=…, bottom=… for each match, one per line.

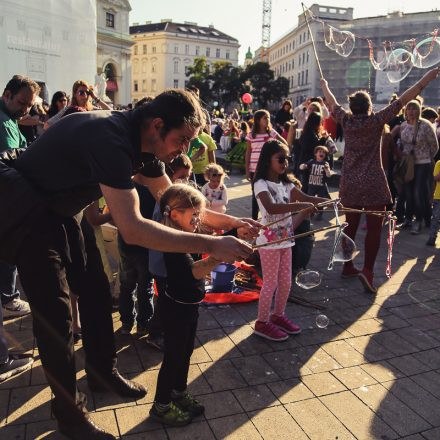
left=190, top=132, right=217, bottom=175
left=434, top=160, right=440, bottom=200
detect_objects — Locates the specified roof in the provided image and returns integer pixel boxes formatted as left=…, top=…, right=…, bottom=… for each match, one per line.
left=129, top=21, right=238, bottom=42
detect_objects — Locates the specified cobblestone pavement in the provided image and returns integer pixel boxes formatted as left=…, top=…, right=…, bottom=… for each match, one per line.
left=1, top=171, right=440, bottom=439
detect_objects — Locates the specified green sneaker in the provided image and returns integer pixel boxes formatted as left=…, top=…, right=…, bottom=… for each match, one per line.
left=173, top=391, right=205, bottom=416
left=149, top=402, right=193, bottom=426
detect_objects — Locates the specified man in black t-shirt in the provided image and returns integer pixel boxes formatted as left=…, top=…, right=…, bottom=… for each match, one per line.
left=0, top=89, right=257, bottom=440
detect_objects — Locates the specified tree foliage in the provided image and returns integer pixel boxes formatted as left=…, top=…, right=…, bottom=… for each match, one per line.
left=186, top=58, right=289, bottom=110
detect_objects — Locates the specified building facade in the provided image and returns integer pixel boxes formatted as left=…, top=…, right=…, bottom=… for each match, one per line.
left=268, top=4, right=440, bottom=107
left=129, top=20, right=239, bottom=101
left=96, top=0, right=133, bottom=105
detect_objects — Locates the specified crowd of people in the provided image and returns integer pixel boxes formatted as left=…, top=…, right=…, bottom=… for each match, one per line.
left=0, top=66, right=439, bottom=439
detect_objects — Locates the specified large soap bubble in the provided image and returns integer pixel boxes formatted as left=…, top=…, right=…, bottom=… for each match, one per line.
left=412, top=36, right=440, bottom=69
left=324, top=24, right=355, bottom=57
left=385, top=48, right=413, bottom=83
left=334, top=31, right=355, bottom=57
left=295, top=270, right=322, bottom=290
left=333, top=231, right=359, bottom=263
left=316, top=314, right=330, bottom=328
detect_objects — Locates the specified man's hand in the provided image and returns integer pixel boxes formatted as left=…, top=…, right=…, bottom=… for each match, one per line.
left=210, top=236, right=253, bottom=263
left=234, top=217, right=263, bottom=240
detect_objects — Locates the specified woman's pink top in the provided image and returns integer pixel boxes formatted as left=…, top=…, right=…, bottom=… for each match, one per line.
left=332, top=99, right=403, bottom=207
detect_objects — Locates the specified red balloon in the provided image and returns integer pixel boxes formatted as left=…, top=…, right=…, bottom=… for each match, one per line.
left=242, top=93, right=253, bottom=104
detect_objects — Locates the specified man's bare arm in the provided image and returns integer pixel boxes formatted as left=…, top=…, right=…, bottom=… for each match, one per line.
left=100, top=184, right=252, bottom=261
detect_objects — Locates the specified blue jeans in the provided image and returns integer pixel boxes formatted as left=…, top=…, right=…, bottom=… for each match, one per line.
left=118, top=236, right=155, bottom=328
left=0, top=304, right=8, bottom=363
left=429, top=200, right=440, bottom=240
left=0, top=262, right=20, bottom=306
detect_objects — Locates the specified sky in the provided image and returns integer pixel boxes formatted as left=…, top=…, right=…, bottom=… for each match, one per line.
left=129, top=0, right=440, bottom=64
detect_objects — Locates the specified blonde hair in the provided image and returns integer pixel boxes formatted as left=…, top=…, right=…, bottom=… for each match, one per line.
left=405, top=100, right=421, bottom=120
left=160, top=183, right=205, bottom=229
left=203, top=163, right=227, bottom=183
left=71, top=79, right=93, bottom=110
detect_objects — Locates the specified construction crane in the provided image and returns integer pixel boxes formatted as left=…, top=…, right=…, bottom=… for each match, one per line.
left=261, top=0, right=272, bottom=62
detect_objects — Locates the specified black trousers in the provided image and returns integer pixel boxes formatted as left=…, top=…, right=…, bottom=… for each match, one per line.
left=154, top=294, right=198, bottom=404
left=15, top=212, right=117, bottom=422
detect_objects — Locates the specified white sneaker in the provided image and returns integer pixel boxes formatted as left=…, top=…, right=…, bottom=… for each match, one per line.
left=2, top=298, right=31, bottom=318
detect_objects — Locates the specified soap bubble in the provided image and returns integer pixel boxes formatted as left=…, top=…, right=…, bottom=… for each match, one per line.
left=385, top=48, right=413, bottom=83
left=333, top=232, right=359, bottom=263
left=334, top=31, right=355, bottom=57
left=316, top=314, right=329, bottom=328
left=412, top=36, right=440, bottom=69
left=324, top=24, right=337, bottom=50
left=323, top=25, right=355, bottom=57
left=295, top=270, right=322, bottom=290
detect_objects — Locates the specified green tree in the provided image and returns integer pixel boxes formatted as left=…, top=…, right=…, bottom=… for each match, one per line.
left=186, top=57, right=212, bottom=102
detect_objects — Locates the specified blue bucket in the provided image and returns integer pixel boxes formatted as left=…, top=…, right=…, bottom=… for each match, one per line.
left=211, top=263, right=237, bottom=292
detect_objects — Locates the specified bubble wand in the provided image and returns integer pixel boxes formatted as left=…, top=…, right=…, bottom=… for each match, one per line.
left=301, top=2, right=324, bottom=79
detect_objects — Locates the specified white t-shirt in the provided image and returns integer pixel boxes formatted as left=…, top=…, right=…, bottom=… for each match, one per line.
left=254, top=179, right=295, bottom=249
left=246, top=129, right=278, bottom=173
left=201, top=183, right=228, bottom=213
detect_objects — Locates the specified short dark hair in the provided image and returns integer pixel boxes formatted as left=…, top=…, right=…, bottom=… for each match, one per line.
left=421, top=107, right=438, bottom=121
left=3, top=75, right=40, bottom=97
left=348, top=90, right=372, bottom=115
left=134, top=96, right=154, bottom=108
left=132, top=89, right=206, bottom=138
left=166, top=154, right=192, bottom=178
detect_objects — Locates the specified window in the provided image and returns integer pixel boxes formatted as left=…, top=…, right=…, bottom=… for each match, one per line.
left=174, top=79, right=179, bottom=88
left=142, top=79, right=146, bottom=91
left=196, top=46, right=200, bottom=56
left=133, top=60, right=139, bottom=74
left=152, top=46, right=156, bottom=54
left=302, top=53, right=305, bottom=64
left=134, top=45, right=138, bottom=55
left=297, top=73, right=300, bottom=85
left=174, top=45, right=178, bottom=54
left=226, top=50, right=230, bottom=60
left=185, top=66, right=190, bottom=75
left=106, top=12, right=114, bottom=28
left=151, top=62, right=156, bottom=73
left=143, top=44, right=147, bottom=54
left=133, top=80, right=138, bottom=92
left=305, top=70, right=308, bottom=84
left=292, top=59, right=295, bottom=69
left=206, top=47, right=210, bottom=57
left=151, top=79, right=157, bottom=92
left=307, top=51, right=309, bottom=63
left=185, top=44, right=189, bottom=55
left=301, top=71, right=304, bottom=85
left=299, top=54, right=301, bottom=66
left=216, top=48, right=220, bottom=58
left=300, top=34, right=302, bottom=44
left=174, top=60, right=179, bottom=74
left=178, top=26, right=187, bottom=32
left=142, top=59, right=147, bottom=73
left=184, top=80, right=189, bottom=88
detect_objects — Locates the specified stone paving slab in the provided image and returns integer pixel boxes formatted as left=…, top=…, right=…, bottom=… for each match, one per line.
left=1, top=174, right=440, bottom=439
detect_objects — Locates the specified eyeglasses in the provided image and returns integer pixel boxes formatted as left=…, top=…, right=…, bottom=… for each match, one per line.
left=276, top=155, right=290, bottom=164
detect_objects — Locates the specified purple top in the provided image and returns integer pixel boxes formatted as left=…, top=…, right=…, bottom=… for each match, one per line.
left=332, top=99, right=403, bottom=207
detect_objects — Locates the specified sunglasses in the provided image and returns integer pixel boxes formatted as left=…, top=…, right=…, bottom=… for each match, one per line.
left=77, top=90, right=90, bottom=96
left=276, top=155, right=290, bottom=164
left=210, top=173, right=223, bottom=177
left=190, top=212, right=201, bottom=226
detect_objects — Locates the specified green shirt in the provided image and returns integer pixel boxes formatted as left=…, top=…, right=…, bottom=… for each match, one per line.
left=188, top=132, right=217, bottom=175
left=0, top=99, right=27, bottom=152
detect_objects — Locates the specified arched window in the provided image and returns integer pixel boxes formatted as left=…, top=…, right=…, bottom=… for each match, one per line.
left=174, top=60, right=179, bottom=74
left=142, top=59, right=147, bottom=73
left=133, top=59, right=139, bottom=74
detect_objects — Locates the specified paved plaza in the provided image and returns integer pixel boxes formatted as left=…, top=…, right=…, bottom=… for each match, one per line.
left=1, top=173, right=440, bottom=439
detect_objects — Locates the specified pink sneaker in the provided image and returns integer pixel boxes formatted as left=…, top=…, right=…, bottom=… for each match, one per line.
left=254, top=320, right=288, bottom=341
left=270, top=314, right=302, bottom=335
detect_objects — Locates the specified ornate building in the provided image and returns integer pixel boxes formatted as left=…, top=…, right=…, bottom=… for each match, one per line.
left=96, top=0, right=133, bottom=105
left=129, top=20, right=239, bottom=101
